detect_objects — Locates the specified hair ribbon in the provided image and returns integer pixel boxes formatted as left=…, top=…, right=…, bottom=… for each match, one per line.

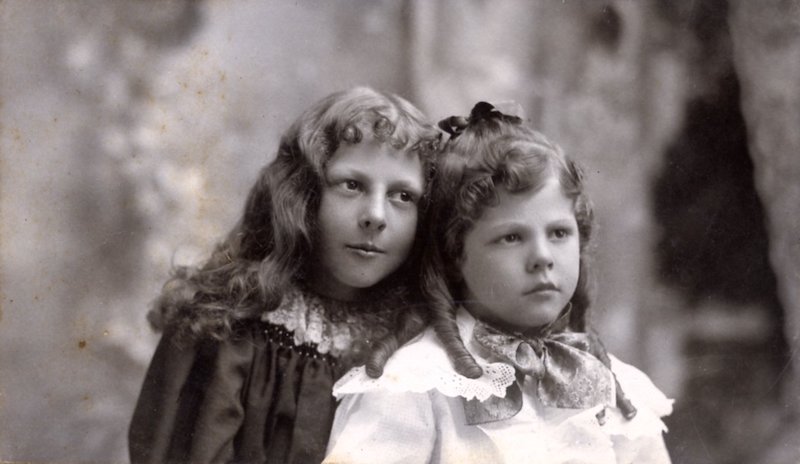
left=438, top=101, right=526, bottom=140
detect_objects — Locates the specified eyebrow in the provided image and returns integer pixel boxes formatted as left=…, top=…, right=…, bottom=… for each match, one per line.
left=486, top=220, right=527, bottom=230
left=482, top=221, right=528, bottom=237
left=327, top=166, right=424, bottom=194
left=484, top=215, right=576, bottom=232
left=389, top=179, right=424, bottom=195
left=547, top=217, right=578, bottom=228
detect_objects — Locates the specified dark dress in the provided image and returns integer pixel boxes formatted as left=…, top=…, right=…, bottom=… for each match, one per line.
left=129, top=285, right=405, bottom=464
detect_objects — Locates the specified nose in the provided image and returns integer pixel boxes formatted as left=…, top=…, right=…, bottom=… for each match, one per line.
left=359, top=194, right=387, bottom=232
left=525, top=237, right=554, bottom=272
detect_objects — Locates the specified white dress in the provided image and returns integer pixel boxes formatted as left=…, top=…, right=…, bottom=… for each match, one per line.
left=324, top=308, right=673, bottom=464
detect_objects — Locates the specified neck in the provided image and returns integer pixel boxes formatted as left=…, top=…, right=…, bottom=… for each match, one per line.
left=462, top=302, right=573, bottom=338
left=305, top=277, right=365, bottom=302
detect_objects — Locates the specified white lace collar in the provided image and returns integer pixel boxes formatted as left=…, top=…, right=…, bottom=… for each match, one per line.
left=261, top=286, right=397, bottom=359
left=333, top=308, right=517, bottom=401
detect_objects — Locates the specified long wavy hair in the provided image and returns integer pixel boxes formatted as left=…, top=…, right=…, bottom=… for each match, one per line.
left=424, top=103, right=595, bottom=378
left=150, top=87, right=440, bottom=342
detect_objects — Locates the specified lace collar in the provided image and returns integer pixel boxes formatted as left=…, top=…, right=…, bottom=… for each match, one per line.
left=261, top=283, right=406, bottom=359
left=333, top=308, right=518, bottom=401
left=333, top=307, right=674, bottom=439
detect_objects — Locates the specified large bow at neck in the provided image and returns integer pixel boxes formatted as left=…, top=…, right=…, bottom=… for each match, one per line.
left=463, top=317, right=615, bottom=425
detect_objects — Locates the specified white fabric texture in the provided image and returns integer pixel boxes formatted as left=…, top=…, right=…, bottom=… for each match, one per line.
left=325, top=308, right=673, bottom=464
left=262, top=287, right=355, bottom=356
left=334, top=312, right=517, bottom=401
left=261, top=287, right=395, bottom=358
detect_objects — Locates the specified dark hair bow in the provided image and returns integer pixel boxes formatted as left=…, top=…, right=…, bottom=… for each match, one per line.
left=437, top=101, right=524, bottom=140
left=469, top=101, right=501, bottom=121
left=438, top=115, right=469, bottom=138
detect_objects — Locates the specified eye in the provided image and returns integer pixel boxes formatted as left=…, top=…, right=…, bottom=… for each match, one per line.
left=337, top=179, right=362, bottom=192
left=550, top=227, right=573, bottom=240
left=498, top=233, right=522, bottom=244
left=389, top=190, right=417, bottom=204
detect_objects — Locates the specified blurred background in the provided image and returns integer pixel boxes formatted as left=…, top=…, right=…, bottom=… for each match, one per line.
left=1, top=1, right=799, bottom=463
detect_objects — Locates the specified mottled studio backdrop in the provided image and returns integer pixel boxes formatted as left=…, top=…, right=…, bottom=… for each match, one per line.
left=2, top=1, right=799, bottom=463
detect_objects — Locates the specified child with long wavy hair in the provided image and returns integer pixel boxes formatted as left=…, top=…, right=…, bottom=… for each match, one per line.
left=129, top=87, right=439, bottom=464
left=325, top=102, right=673, bottom=464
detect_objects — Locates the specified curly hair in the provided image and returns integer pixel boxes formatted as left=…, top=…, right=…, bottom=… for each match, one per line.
left=149, top=87, right=440, bottom=342
left=423, top=103, right=595, bottom=378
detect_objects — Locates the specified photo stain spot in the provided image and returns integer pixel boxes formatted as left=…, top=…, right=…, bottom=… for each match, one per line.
left=78, top=340, right=87, bottom=349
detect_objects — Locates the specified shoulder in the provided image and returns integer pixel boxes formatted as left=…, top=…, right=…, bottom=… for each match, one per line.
left=147, top=285, right=269, bottom=344
left=609, top=355, right=673, bottom=418
left=153, top=318, right=263, bottom=367
left=604, top=355, right=674, bottom=441
left=135, top=322, right=260, bottom=414
left=333, top=327, right=516, bottom=402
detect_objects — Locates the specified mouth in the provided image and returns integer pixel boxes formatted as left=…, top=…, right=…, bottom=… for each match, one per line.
left=524, top=282, right=558, bottom=295
left=346, top=243, right=386, bottom=256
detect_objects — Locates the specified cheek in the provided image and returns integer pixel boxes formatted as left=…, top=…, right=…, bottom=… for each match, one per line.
left=458, top=250, right=486, bottom=290
left=396, top=209, right=419, bottom=244
left=458, top=235, right=483, bottom=279
left=316, top=196, right=343, bottom=245
left=564, top=248, right=581, bottom=287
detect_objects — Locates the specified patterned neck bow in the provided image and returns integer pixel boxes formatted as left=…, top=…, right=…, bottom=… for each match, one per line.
left=462, top=311, right=616, bottom=425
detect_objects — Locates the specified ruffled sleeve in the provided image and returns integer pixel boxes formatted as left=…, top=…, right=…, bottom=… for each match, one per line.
left=130, top=318, right=346, bottom=464
left=129, top=326, right=253, bottom=464
left=604, top=356, right=674, bottom=464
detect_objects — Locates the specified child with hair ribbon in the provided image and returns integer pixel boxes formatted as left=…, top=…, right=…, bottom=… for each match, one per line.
left=128, top=87, right=440, bottom=464
left=325, top=102, right=673, bottom=464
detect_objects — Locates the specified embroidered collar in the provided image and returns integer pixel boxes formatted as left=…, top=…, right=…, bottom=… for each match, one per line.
left=261, top=283, right=407, bottom=361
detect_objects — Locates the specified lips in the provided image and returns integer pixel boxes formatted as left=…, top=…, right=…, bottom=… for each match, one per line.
left=524, top=281, right=558, bottom=295
left=346, top=243, right=386, bottom=255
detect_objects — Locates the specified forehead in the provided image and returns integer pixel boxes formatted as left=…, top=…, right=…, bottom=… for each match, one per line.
left=326, top=139, right=424, bottom=185
left=475, top=177, right=574, bottom=226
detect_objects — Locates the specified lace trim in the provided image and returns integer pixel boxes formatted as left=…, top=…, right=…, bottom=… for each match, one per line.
left=333, top=313, right=674, bottom=438
left=261, top=286, right=397, bottom=359
left=263, top=322, right=339, bottom=366
left=333, top=338, right=673, bottom=440
left=332, top=328, right=517, bottom=401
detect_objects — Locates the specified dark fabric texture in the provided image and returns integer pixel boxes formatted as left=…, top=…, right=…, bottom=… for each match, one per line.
left=129, top=321, right=342, bottom=464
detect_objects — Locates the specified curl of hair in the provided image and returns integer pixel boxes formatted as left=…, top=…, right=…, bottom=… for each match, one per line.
left=364, top=301, right=429, bottom=378
left=150, top=87, right=440, bottom=343
left=423, top=105, right=596, bottom=378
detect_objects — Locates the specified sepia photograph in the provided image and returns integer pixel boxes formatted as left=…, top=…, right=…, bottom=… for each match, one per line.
left=1, top=1, right=798, bottom=463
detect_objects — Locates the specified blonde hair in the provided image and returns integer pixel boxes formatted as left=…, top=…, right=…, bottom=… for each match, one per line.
left=150, top=87, right=440, bottom=342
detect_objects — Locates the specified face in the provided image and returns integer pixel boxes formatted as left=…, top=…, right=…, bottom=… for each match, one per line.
left=310, top=138, right=424, bottom=301
left=459, top=176, right=580, bottom=331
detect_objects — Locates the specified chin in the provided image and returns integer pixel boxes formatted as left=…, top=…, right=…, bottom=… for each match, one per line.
left=343, top=275, right=383, bottom=290
left=517, top=311, right=561, bottom=329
